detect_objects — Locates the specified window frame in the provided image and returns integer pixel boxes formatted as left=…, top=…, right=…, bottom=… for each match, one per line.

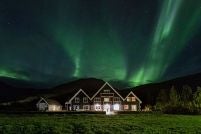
left=127, top=97, right=131, bottom=102
left=95, top=105, right=101, bottom=110
left=103, top=89, right=110, bottom=93
left=83, top=97, right=88, bottom=103
left=75, top=97, right=80, bottom=103
left=73, top=105, right=79, bottom=110
left=131, top=105, right=137, bottom=111
left=124, top=105, right=129, bottom=110
left=94, top=97, right=101, bottom=102
left=83, top=105, right=90, bottom=110
left=104, top=98, right=110, bottom=102
left=113, top=97, right=120, bottom=102
left=131, top=97, right=136, bottom=102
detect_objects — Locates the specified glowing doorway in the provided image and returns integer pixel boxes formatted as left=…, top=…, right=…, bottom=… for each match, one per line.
left=104, top=104, right=110, bottom=115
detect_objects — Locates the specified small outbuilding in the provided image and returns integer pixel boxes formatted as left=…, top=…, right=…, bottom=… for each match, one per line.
left=36, top=97, right=62, bottom=111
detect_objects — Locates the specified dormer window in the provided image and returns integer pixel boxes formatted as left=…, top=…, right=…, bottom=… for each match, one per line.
left=104, top=89, right=110, bottom=93
left=132, top=97, right=136, bottom=102
left=104, top=98, right=110, bottom=102
left=75, top=97, right=80, bottom=103
left=127, top=97, right=131, bottom=102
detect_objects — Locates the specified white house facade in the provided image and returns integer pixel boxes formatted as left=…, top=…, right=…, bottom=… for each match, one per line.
left=36, top=82, right=142, bottom=112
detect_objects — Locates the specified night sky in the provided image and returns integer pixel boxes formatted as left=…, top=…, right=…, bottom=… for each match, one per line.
left=0, top=0, right=201, bottom=87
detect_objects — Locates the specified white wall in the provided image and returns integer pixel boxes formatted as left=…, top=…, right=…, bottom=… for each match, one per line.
left=48, top=105, right=62, bottom=111
left=38, top=103, right=48, bottom=111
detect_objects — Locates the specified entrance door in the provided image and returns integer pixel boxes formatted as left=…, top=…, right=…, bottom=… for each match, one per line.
left=103, top=104, right=110, bottom=114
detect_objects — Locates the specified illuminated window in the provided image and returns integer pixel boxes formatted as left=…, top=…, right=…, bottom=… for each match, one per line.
left=94, top=97, right=101, bottom=102
left=113, top=104, right=120, bottom=110
left=83, top=105, right=90, bottom=110
left=127, top=97, right=131, bottom=102
left=95, top=104, right=101, bottom=111
left=113, top=97, right=120, bottom=102
left=73, top=105, right=79, bottom=110
left=75, top=97, right=80, bottom=103
left=124, top=105, right=129, bottom=110
left=83, top=97, right=88, bottom=103
left=52, top=105, right=56, bottom=111
left=104, top=98, right=110, bottom=102
left=131, top=105, right=137, bottom=111
left=132, top=97, right=136, bottom=102
left=104, top=89, right=110, bottom=93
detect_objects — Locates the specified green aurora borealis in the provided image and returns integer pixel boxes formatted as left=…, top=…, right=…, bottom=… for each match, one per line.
left=131, top=0, right=201, bottom=84
left=0, top=0, right=201, bottom=87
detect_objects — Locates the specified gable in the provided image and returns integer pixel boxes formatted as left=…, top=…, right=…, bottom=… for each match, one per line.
left=125, top=91, right=142, bottom=103
left=40, top=100, right=47, bottom=104
left=91, top=82, right=124, bottom=100
left=66, top=89, right=90, bottom=104
left=46, top=99, right=62, bottom=106
left=36, top=98, right=48, bottom=106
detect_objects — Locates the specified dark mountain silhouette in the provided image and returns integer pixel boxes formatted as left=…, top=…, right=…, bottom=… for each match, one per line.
left=1, top=73, right=201, bottom=107
left=0, top=77, right=49, bottom=103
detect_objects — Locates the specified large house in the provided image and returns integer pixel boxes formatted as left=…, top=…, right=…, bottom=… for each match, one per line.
left=36, top=82, right=142, bottom=113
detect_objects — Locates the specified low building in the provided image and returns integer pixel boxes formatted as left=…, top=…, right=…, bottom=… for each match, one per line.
left=36, top=97, right=62, bottom=111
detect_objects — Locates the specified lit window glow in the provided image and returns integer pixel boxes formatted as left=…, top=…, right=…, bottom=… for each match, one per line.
left=104, top=98, right=109, bottom=102
left=132, top=97, right=136, bottom=102
left=124, top=105, right=129, bottom=110
left=95, top=104, right=101, bottom=111
left=113, top=104, right=120, bottom=111
left=127, top=97, right=131, bottom=102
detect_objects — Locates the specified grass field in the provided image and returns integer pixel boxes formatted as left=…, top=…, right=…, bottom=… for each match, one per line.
left=0, top=113, right=201, bottom=134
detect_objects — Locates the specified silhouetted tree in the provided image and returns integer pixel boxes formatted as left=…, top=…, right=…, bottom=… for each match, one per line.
left=193, top=86, right=201, bottom=111
left=155, top=89, right=168, bottom=110
left=155, top=85, right=201, bottom=114
left=169, top=86, right=179, bottom=106
left=180, top=85, right=193, bottom=108
left=181, top=85, right=192, bottom=101
left=157, top=89, right=168, bottom=103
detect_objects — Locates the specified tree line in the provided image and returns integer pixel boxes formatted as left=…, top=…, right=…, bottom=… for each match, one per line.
left=155, top=85, right=201, bottom=114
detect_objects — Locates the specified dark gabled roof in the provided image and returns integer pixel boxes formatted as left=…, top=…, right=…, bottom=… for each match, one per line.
left=91, top=82, right=124, bottom=100
left=80, top=81, right=105, bottom=98
left=118, top=89, right=142, bottom=103
left=51, top=78, right=105, bottom=99
left=52, top=81, right=105, bottom=104
left=42, top=79, right=141, bottom=105
left=67, top=89, right=91, bottom=103
left=117, top=89, right=132, bottom=98
left=45, top=99, right=62, bottom=106
left=37, top=98, right=62, bottom=106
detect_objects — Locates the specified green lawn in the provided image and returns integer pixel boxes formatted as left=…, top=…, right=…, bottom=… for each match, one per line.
left=0, top=113, right=201, bottom=134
